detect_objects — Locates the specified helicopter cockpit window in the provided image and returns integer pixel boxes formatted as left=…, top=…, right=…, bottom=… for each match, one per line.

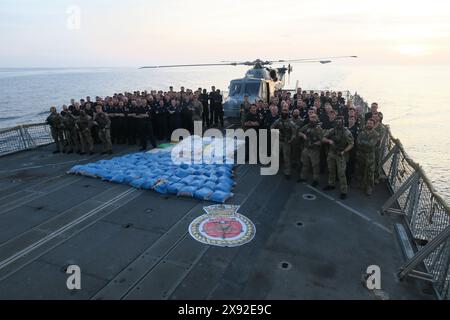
left=229, top=82, right=242, bottom=96
left=243, top=82, right=260, bottom=96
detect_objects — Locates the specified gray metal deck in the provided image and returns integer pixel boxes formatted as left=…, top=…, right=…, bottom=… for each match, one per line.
left=0, top=144, right=435, bottom=300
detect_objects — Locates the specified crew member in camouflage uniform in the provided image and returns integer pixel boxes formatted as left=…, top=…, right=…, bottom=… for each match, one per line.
left=271, top=105, right=297, bottom=179
left=62, top=111, right=80, bottom=154
left=291, top=109, right=304, bottom=170
left=356, top=118, right=380, bottom=195
left=191, top=94, right=203, bottom=124
left=94, top=105, right=113, bottom=154
left=372, top=113, right=386, bottom=184
left=76, top=110, right=94, bottom=155
left=322, top=117, right=354, bottom=199
left=298, top=114, right=323, bottom=187
left=240, top=95, right=252, bottom=128
left=46, top=106, right=65, bottom=154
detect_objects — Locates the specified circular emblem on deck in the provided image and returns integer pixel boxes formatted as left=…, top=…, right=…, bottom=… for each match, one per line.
left=189, top=205, right=256, bottom=247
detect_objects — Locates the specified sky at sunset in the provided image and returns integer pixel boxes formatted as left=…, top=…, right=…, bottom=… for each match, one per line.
left=1, top=0, right=449, bottom=67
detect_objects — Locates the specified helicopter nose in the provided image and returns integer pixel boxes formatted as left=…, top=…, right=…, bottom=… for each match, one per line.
left=224, top=100, right=240, bottom=118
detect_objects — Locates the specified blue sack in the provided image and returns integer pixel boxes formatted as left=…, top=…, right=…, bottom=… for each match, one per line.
left=80, top=168, right=99, bottom=178
left=181, top=175, right=196, bottom=185
left=68, top=165, right=84, bottom=174
left=101, top=172, right=115, bottom=181
left=111, top=174, right=127, bottom=184
left=167, top=182, right=186, bottom=194
left=189, top=178, right=207, bottom=189
left=94, top=169, right=109, bottom=180
left=194, top=188, right=213, bottom=201
left=130, top=177, right=146, bottom=189
left=167, top=175, right=182, bottom=184
left=175, top=169, right=190, bottom=178
left=218, top=176, right=235, bottom=186
left=177, top=186, right=197, bottom=198
left=142, top=178, right=158, bottom=190
left=210, top=191, right=233, bottom=204
left=203, top=181, right=217, bottom=190
left=215, top=182, right=233, bottom=193
left=152, top=169, right=165, bottom=176
left=154, top=180, right=169, bottom=195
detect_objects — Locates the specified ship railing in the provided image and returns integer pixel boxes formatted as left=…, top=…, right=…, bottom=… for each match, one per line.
left=380, top=126, right=450, bottom=300
left=0, top=123, right=53, bottom=157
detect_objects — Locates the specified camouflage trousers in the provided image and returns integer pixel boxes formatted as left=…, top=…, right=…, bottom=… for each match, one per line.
left=291, top=138, right=303, bottom=168
left=79, top=129, right=93, bottom=153
left=301, top=147, right=321, bottom=182
left=356, top=151, right=375, bottom=193
left=327, top=152, right=349, bottom=194
left=374, top=147, right=381, bottom=181
left=51, top=128, right=64, bottom=152
left=64, top=128, right=79, bottom=152
left=98, top=128, right=112, bottom=152
left=279, top=141, right=292, bottom=176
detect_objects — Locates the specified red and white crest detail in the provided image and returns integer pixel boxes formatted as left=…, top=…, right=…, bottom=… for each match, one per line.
left=189, top=205, right=256, bottom=247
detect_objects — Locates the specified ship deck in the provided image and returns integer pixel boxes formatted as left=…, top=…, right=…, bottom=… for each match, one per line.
left=0, top=143, right=435, bottom=300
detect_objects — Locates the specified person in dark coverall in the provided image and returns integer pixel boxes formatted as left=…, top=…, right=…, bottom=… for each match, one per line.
left=181, top=96, right=194, bottom=133
left=214, top=89, right=224, bottom=128
left=209, top=86, right=216, bottom=127
left=168, top=99, right=182, bottom=136
left=200, top=89, right=210, bottom=128
left=127, top=100, right=138, bottom=145
left=136, top=101, right=157, bottom=151
left=154, top=99, right=169, bottom=141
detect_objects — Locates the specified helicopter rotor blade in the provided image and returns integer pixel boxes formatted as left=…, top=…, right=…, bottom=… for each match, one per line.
left=140, top=62, right=244, bottom=69
left=140, top=56, right=357, bottom=69
left=272, top=56, right=357, bottom=63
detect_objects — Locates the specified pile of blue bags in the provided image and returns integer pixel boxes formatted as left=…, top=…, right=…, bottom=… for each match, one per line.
left=68, top=150, right=236, bottom=203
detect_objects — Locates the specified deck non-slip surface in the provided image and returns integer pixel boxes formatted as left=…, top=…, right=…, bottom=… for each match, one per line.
left=0, top=144, right=435, bottom=300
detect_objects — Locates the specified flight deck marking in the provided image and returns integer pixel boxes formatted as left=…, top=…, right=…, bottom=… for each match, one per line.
left=189, top=205, right=256, bottom=247
left=0, top=177, right=84, bottom=216
left=0, top=159, right=90, bottom=173
left=0, top=185, right=129, bottom=251
left=96, top=166, right=263, bottom=300
left=306, top=184, right=392, bottom=234
left=0, top=188, right=137, bottom=274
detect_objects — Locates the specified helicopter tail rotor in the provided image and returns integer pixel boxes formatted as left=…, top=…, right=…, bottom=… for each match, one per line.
left=288, top=64, right=293, bottom=85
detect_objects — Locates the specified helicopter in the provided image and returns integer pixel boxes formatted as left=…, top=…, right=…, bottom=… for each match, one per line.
left=140, top=56, right=357, bottom=118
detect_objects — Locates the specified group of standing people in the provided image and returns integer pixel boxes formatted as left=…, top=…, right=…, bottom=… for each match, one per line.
left=46, top=86, right=386, bottom=198
left=46, top=87, right=224, bottom=154
left=241, top=89, right=386, bottom=198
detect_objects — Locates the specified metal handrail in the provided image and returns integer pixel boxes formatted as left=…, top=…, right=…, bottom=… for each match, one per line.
left=352, top=93, right=449, bottom=299
left=380, top=124, right=449, bottom=300
left=0, top=123, right=53, bottom=157
left=386, top=130, right=450, bottom=214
